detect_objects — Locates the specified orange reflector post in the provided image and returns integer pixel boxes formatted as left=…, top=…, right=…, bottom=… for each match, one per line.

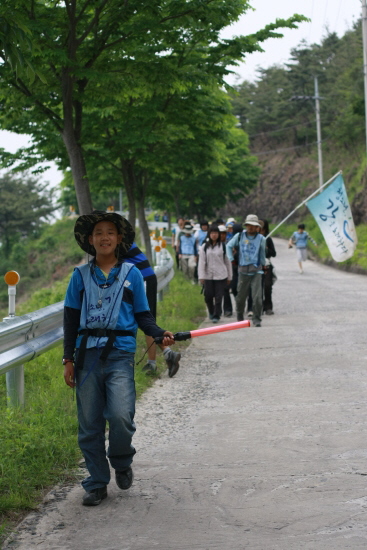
left=4, top=271, right=20, bottom=286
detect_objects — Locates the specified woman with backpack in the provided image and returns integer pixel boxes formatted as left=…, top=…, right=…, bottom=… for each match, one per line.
left=198, top=224, right=232, bottom=323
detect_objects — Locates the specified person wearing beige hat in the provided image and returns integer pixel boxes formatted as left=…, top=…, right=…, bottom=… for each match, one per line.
left=226, top=214, right=266, bottom=327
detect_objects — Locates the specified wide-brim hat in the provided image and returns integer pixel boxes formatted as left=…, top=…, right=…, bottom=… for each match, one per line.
left=218, top=224, right=227, bottom=232
left=244, top=214, right=261, bottom=227
left=74, top=210, right=135, bottom=260
left=183, top=222, right=194, bottom=233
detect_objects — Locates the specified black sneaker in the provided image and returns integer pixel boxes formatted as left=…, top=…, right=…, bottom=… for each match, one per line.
left=141, top=363, right=157, bottom=375
left=115, top=467, right=133, bottom=490
left=165, top=350, right=181, bottom=378
left=82, top=486, right=107, bottom=506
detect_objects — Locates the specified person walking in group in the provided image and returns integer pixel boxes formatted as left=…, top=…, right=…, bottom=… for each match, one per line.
left=179, top=222, right=198, bottom=283
left=225, top=219, right=235, bottom=242
left=288, top=223, right=317, bottom=274
left=222, top=222, right=243, bottom=317
left=63, top=211, right=175, bottom=506
left=259, top=219, right=276, bottom=315
left=226, top=214, right=266, bottom=327
left=198, top=224, right=232, bottom=323
left=123, top=242, right=181, bottom=377
left=195, top=220, right=209, bottom=246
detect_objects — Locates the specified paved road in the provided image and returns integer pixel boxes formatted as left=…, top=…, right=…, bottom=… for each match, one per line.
left=4, top=239, right=367, bottom=549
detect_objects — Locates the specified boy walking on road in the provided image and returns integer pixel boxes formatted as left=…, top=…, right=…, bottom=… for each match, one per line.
left=226, top=214, right=266, bottom=327
left=289, top=223, right=317, bottom=273
left=63, top=211, right=175, bottom=506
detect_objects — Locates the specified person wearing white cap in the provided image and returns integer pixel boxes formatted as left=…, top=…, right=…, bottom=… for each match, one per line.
left=226, top=214, right=266, bottom=327
left=178, top=222, right=198, bottom=282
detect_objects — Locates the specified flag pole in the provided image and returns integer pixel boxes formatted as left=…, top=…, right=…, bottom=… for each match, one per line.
left=267, top=170, right=342, bottom=238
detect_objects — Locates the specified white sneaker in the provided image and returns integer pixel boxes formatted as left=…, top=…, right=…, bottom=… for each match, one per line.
left=247, top=311, right=253, bottom=317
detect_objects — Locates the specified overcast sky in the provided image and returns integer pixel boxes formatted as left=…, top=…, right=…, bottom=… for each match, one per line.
left=222, top=0, right=362, bottom=84
left=0, top=0, right=362, bottom=187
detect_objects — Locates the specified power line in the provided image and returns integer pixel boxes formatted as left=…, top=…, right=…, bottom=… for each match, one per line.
left=251, top=139, right=328, bottom=157
left=248, top=121, right=314, bottom=138
left=333, top=0, right=344, bottom=32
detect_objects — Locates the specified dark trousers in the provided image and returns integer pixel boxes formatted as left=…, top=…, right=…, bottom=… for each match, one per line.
left=263, top=265, right=273, bottom=312
left=223, top=286, right=232, bottom=314
left=204, top=278, right=227, bottom=319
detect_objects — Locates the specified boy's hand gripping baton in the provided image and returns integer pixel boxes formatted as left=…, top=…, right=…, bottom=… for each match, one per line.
left=154, top=320, right=251, bottom=344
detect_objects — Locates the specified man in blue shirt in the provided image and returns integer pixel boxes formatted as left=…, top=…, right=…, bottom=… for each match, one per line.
left=226, top=214, right=266, bottom=327
left=63, top=211, right=175, bottom=506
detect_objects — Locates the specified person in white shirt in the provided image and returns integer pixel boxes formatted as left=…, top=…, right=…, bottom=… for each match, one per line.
left=198, top=225, right=232, bottom=323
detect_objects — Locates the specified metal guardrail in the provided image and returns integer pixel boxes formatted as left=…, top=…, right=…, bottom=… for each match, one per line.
left=0, top=254, right=174, bottom=404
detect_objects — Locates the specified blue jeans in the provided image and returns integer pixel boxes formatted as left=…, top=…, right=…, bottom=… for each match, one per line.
left=75, top=348, right=136, bottom=491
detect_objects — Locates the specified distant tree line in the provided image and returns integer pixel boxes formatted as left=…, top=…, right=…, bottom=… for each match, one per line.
left=230, top=22, right=365, bottom=156
left=0, top=1, right=305, bottom=258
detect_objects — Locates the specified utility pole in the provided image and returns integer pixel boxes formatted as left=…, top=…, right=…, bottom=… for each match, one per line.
left=362, top=0, right=367, bottom=157
left=314, top=76, right=324, bottom=189
left=290, top=78, right=324, bottom=189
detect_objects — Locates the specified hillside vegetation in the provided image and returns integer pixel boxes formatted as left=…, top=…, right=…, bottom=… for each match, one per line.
left=0, top=217, right=84, bottom=315
left=226, top=21, right=367, bottom=227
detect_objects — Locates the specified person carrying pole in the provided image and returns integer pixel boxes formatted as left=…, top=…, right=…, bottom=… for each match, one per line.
left=63, top=211, right=175, bottom=506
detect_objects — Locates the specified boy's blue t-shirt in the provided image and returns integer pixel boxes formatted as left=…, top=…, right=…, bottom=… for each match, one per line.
left=64, top=262, right=149, bottom=353
left=292, top=231, right=309, bottom=248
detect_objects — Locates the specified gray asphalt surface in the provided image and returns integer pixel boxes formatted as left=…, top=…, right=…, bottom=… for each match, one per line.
left=4, top=238, right=367, bottom=550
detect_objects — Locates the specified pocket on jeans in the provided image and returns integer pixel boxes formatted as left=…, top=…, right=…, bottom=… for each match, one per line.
left=109, top=349, right=135, bottom=366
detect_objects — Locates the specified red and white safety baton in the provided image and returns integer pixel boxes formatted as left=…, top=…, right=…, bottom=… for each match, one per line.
left=154, top=320, right=251, bottom=344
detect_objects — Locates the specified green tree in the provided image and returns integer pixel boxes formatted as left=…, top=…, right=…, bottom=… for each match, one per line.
left=0, top=0, right=306, bottom=216
left=0, top=1, right=34, bottom=76
left=0, top=172, right=55, bottom=258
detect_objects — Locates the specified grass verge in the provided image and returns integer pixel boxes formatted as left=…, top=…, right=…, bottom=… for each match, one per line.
left=0, top=258, right=205, bottom=544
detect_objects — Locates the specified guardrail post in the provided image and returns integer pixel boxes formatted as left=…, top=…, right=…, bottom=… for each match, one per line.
left=3, top=270, right=24, bottom=407
left=6, top=365, right=24, bottom=407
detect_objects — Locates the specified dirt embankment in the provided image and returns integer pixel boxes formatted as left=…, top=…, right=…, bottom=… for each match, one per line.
left=221, top=142, right=367, bottom=225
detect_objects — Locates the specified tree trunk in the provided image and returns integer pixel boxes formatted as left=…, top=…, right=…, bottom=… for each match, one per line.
left=120, top=159, right=136, bottom=229
left=137, top=195, right=153, bottom=265
left=61, top=63, right=93, bottom=215
left=136, top=171, right=153, bottom=265
left=61, top=130, right=93, bottom=214
left=173, top=194, right=181, bottom=219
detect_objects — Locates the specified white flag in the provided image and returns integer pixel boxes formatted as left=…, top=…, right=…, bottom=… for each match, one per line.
left=306, top=174, right=357, bottom=262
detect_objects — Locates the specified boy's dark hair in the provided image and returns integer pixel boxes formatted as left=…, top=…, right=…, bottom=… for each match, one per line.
left=298, top=223, right=305, bottom=229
